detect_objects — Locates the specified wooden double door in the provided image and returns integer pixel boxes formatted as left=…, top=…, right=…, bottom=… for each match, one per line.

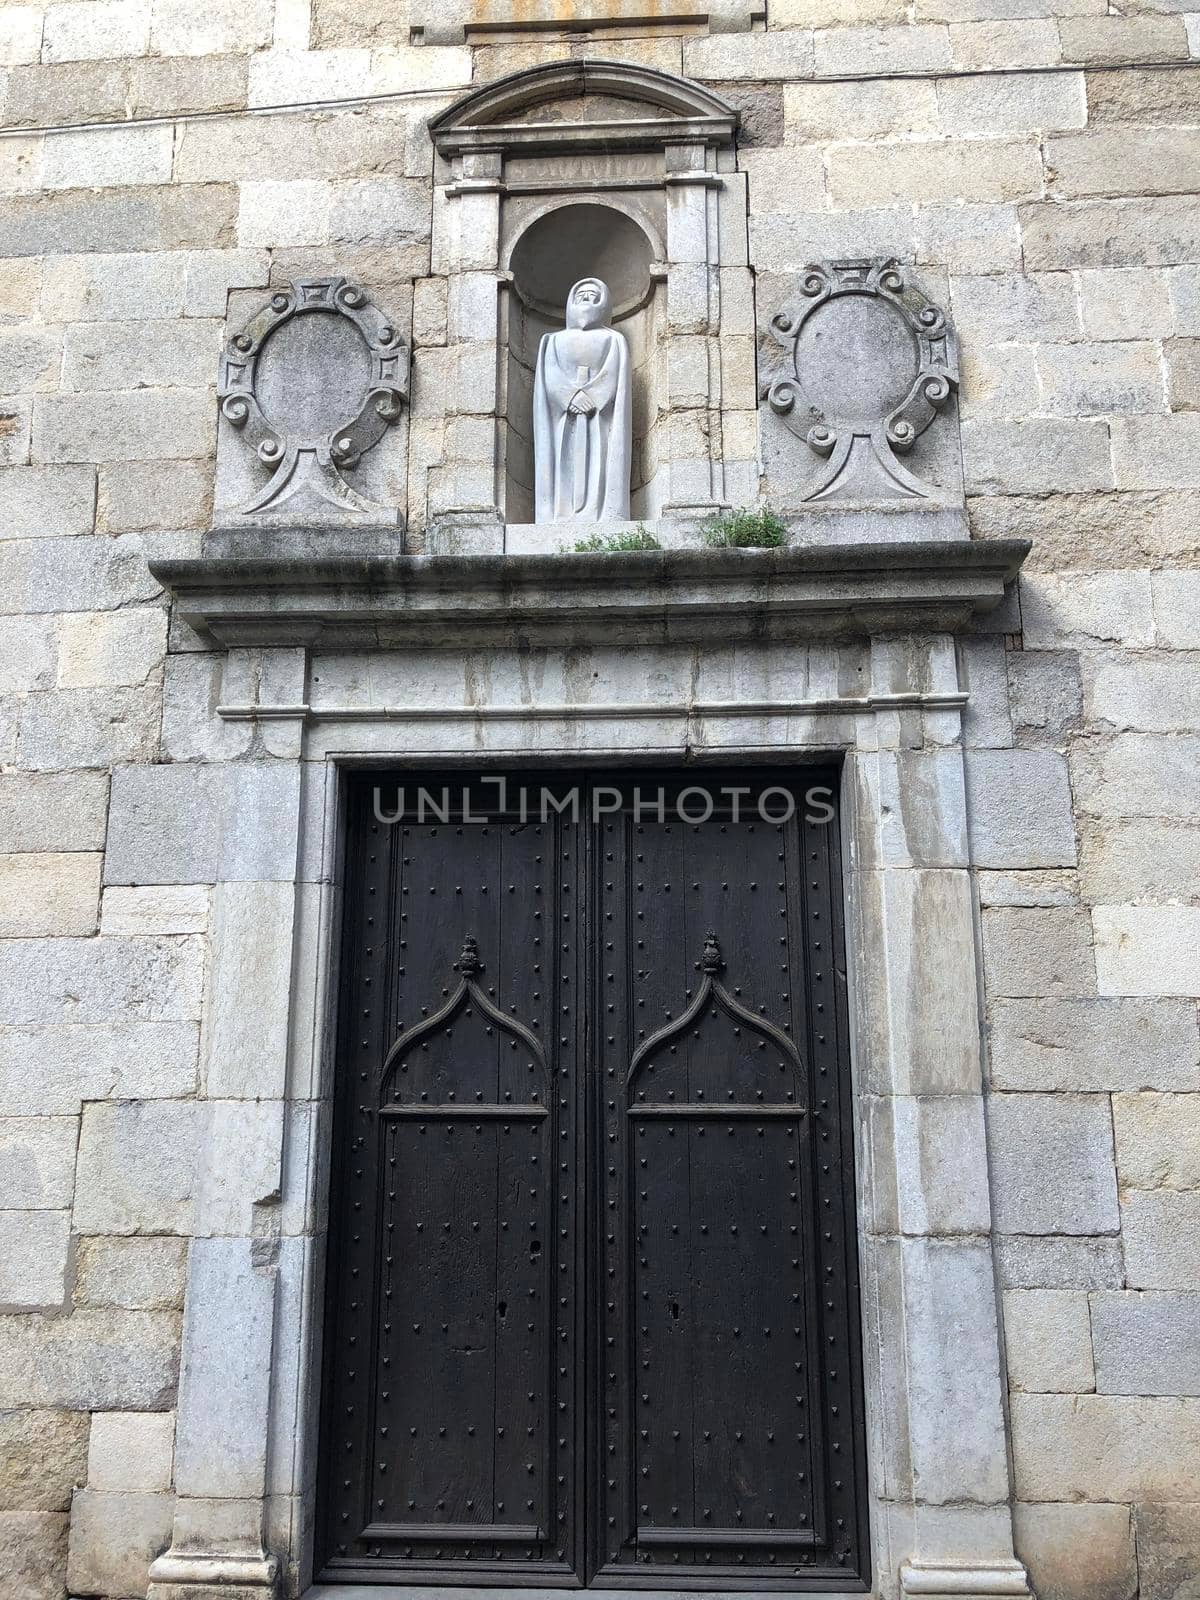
left=317, top=770, right=869, bottom=1590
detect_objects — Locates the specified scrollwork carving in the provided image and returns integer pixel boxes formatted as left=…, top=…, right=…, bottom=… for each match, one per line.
left=763, top=257, right=959, bottom=504
left=217, top=276, right=410, bottom=522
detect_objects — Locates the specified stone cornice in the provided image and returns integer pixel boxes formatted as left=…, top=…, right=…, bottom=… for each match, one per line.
left=150, top=539, right=1029, bottom=650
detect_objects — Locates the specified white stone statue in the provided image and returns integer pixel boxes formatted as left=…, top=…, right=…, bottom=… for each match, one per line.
left=533, top=277, right=632, bottom=523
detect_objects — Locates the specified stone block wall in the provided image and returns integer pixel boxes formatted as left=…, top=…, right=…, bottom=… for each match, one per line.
left=0, top=1, right=1198, bottom=1596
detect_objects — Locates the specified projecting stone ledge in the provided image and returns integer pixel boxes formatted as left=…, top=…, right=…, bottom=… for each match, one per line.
left=149, top=539, right=1029, bottom=651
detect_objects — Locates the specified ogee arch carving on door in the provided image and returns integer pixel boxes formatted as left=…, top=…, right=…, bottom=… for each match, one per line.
left=627, top=930, right=806, bottom=1106
left=380, top=932, right=549, bottom=1112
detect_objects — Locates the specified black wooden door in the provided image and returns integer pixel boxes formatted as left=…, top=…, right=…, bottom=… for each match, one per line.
left=317, top=771, right=868, bottom=1590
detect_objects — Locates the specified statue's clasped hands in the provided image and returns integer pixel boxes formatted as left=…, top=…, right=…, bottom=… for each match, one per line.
left=568, top=391, right=597, bottom=417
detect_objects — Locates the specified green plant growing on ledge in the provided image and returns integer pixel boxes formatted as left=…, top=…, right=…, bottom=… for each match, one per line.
left=702, top=506, right=788, bottom=548
left=569, top=525, right=662, bottom=553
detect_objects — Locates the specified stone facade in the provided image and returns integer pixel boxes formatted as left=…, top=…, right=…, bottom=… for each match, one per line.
left=0, top=3, right=1198, bottom=1600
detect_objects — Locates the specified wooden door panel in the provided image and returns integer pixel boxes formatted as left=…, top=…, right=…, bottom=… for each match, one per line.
left=318, top=786, right=581, bottom=1583
left=318, top=770, right=867, bottom=1591
left=594, top=776, right=866, bottom=1586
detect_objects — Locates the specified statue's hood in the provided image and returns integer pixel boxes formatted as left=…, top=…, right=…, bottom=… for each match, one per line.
left=565, top=277, right=612, bottom=330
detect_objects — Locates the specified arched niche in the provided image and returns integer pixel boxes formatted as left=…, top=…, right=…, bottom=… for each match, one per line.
left=428, top=60, right=757, bottom=552
left=501, top=201, right=665, bottom=524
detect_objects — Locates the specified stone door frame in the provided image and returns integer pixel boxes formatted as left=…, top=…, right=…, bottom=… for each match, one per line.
left=144, top=615, right=1033, bottom=1600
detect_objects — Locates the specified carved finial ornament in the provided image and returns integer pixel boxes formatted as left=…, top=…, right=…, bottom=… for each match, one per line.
left=455, top=934, right=482, bottom=977
left=218, top=276, right=409, bottom=521
left=764, top=258, right=958, bottom=503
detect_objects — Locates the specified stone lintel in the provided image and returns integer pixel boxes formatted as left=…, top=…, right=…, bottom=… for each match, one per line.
left=435, top=116, right=738, bottom=158
left=150, top=539, right=1029, bottom=652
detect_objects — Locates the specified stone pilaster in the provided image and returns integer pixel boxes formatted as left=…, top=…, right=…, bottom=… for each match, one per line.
left=146, top=650, right=308, bottom=1600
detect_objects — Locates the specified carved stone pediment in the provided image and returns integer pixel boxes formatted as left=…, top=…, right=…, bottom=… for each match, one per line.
left=429, top=59, right=739, bottom=160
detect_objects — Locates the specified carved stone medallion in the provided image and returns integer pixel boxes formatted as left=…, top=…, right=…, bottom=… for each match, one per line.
left=763, top=258, right=958, bottom=504
left=218, top=277, right=409, bottom=523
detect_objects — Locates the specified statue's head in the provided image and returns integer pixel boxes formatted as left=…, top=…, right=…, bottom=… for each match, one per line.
left=565, top=277, right=612, bottom=331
